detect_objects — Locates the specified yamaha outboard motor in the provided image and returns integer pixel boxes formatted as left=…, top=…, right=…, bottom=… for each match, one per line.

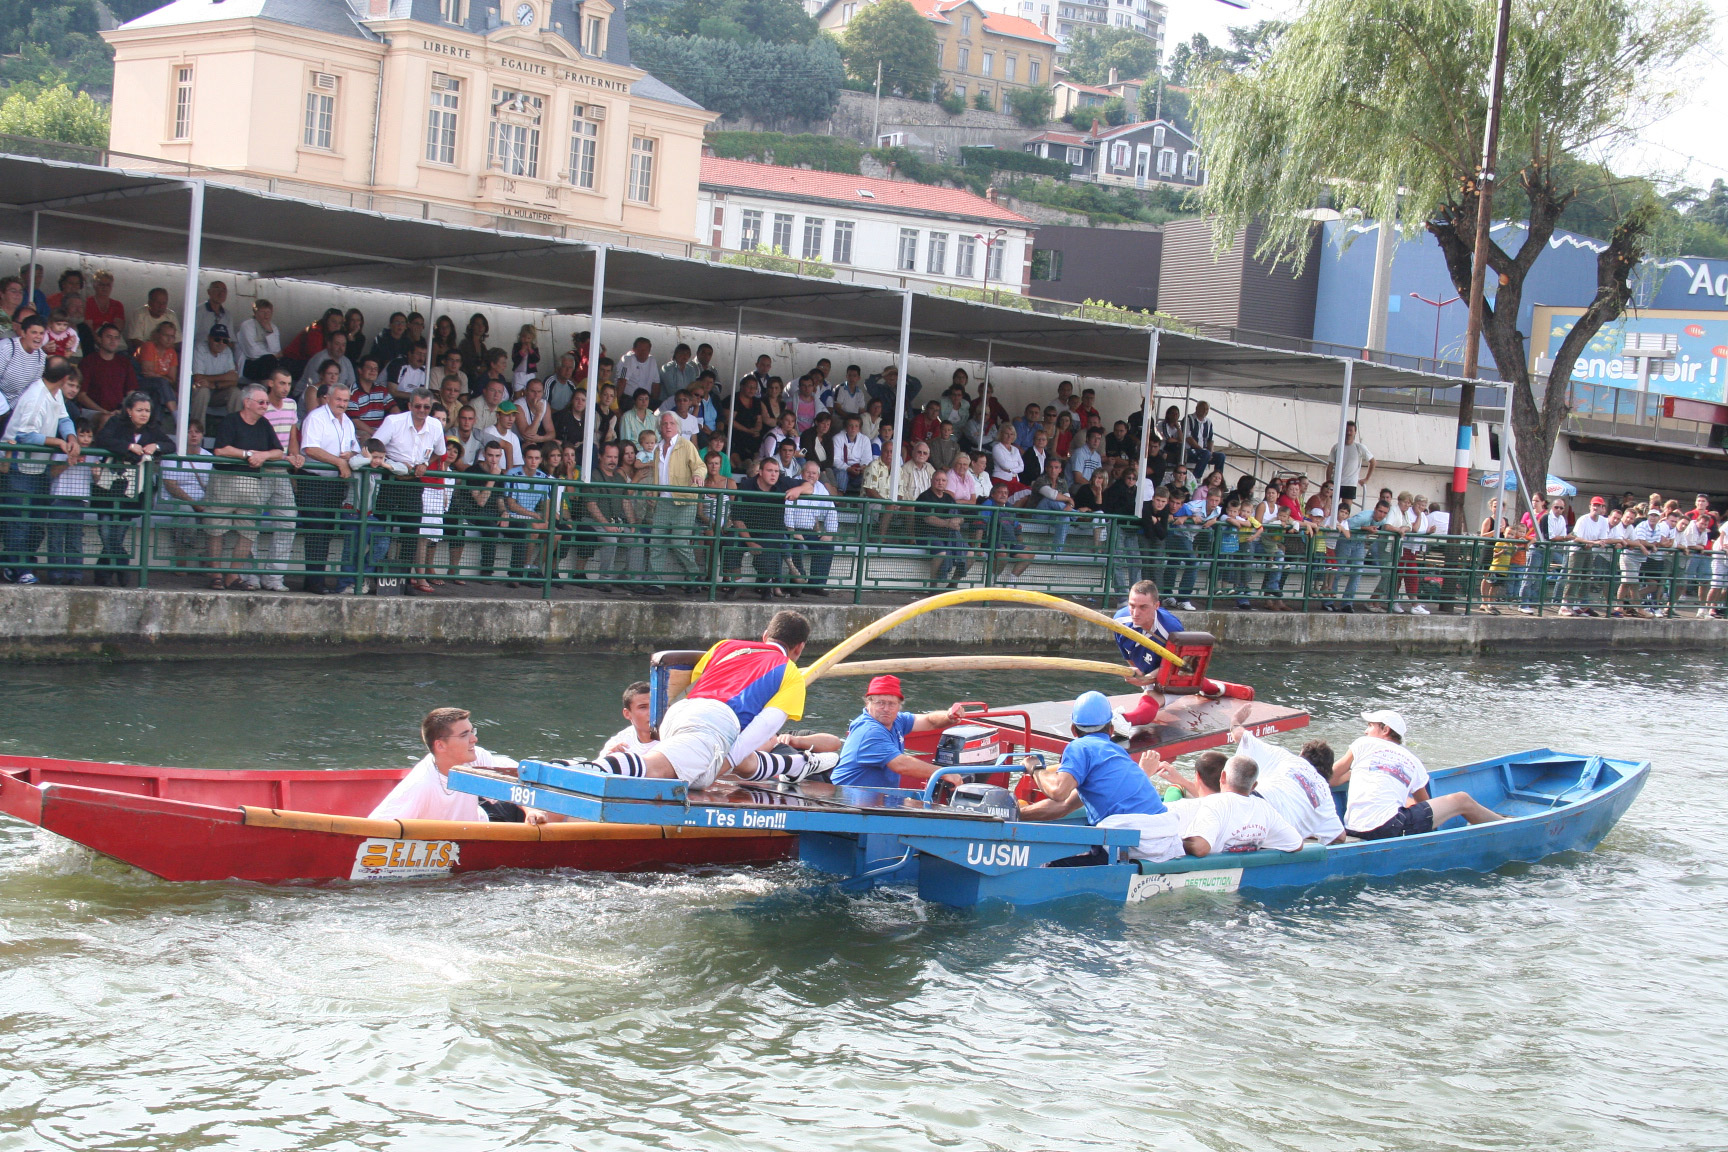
left=947, top=783, right=1019, bottom=820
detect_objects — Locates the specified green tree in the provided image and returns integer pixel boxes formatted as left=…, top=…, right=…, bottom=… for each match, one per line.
left=1163, top=33, right=1223, bottom=88
left=1195, top=0, right=1709, bottom=504
left=631, top=32, right=844, bottom=122
left=628, top=0, right=817, bottom=44
left=1061, top=95, right=1126, bottom=129
left=841, top=0, right=940, bottom=98
left=1061, top=25, right=1157, bottom=87
left=1007, top=85, right=1054, bottom=127
left=0, top=83, right=109, bottom=146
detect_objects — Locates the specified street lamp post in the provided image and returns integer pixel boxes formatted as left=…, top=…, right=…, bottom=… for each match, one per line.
left=974, top=227, right=1008, bottom=300
left=1408, top=291, right=1460, bottom=367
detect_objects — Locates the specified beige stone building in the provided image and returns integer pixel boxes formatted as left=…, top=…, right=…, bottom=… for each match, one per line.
left=103, top=0, right=716, bottom=244
left=817, top=0, right=1056, bottom=117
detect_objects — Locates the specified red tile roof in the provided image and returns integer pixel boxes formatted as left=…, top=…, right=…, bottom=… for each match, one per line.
left=700, top=157, right=1033, bottom=225
left=899, top=0, right=1058, bottom=44
left=973, top=9, right=1057, bottom=44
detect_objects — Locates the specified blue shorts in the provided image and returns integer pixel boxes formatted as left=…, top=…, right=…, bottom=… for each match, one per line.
left=1352, top=800, right=1435, bottom=840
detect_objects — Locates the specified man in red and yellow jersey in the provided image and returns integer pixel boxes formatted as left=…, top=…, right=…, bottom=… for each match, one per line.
left=581, top=610, right=836, bottom=789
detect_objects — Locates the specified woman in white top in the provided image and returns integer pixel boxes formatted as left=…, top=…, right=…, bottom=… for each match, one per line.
left=236, top=299, right=282, bottom=381
left=989, top=423, right=1024, bottom=482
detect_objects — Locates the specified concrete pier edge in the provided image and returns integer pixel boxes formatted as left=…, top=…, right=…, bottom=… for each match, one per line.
left=1, top=586, right=1725, bottom=660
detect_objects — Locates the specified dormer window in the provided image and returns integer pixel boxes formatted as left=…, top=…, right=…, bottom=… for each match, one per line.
left=440, top=0, right=466, bottom=23
left=585, top=15, right=606, bottom=55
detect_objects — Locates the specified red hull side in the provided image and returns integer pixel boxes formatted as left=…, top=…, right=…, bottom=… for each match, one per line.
left=0, top=759, right=790, bottom=883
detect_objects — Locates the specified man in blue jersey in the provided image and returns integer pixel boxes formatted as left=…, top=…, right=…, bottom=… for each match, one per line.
left=577, top=610, right=836, bottom=789
left=1018, top=691, right=1183, bottom=864
left=831, top=674, right=966, bottom=789
left=1115, top=579, right=1184, bottom=727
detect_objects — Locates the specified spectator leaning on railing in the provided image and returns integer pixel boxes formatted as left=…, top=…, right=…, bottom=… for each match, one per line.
left=647, top=408, right=704, bottom=589
left=1, top=359, right=81, bottom=585
left=785, top=459, right=838, bottom=598
left=206, top=382, right=298, bottom=591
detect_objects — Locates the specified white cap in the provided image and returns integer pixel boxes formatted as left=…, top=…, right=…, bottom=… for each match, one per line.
left=1361, top=709, right=1407, bottom=738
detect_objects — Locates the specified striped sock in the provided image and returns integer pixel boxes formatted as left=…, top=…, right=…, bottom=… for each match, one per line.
left=595, top=752, right=646, bottom=778
left=746, top=751, right=803, bottom=781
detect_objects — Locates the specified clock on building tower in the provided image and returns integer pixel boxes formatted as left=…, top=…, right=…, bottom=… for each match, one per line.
left=515, top=3, right=536, bottom=26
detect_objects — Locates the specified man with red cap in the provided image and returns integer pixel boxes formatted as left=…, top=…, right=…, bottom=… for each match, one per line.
left=831, top=675, right=966, bottom=789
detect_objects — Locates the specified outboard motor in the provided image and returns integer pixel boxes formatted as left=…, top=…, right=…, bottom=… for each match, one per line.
left=947, top=783, right=1020, bottom=820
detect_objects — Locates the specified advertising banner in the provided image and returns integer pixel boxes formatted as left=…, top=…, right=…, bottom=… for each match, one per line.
left=1532, top=305, right=1728, bottom=405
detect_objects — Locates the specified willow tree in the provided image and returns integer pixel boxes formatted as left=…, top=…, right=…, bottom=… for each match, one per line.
left=1193, top=0, right=1708, bottom=502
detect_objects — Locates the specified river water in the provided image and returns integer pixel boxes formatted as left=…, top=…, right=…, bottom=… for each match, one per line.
left=1, top=650, right=1723, bottom=1151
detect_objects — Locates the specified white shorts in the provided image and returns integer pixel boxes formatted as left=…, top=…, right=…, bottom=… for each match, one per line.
left=1097, top=811, right=1184, bottom=863
left=1619, top=553, right=1645, bottom=580
left=656, top=697, right=740, bottom=789
left=1712, top=555, right=1728, bottom=590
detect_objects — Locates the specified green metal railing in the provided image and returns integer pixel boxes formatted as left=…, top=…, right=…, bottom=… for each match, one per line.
left=0, top=448, right=1718, bottom=617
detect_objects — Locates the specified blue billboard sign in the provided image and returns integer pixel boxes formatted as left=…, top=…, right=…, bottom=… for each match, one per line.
left=1530, top=306, right=1728, bottom=403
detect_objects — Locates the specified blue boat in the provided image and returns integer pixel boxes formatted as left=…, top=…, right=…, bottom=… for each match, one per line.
left=448, top=747, right=1648, bottom=909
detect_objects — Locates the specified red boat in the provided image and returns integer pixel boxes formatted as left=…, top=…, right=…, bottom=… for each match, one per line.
left=0, top=756, right=793, bottom=882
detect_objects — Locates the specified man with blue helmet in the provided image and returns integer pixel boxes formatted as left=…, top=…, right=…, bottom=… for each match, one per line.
left=1115, top=579, right=1183, bottom=727
left=1017, top=690, right=1183, bottom=864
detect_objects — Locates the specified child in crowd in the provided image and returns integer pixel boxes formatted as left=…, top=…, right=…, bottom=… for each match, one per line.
left=44, top=308, right=81, bottom=359
left=44, top=419, right=96, bottom=584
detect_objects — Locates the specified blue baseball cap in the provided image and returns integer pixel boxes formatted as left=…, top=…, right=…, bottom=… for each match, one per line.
left=1072, top=691, right=1114, bottom=729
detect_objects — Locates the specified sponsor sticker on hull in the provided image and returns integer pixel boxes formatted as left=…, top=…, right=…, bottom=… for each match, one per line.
left=351, top=839, right=459, bottom=880
left=1127, top=867, right=1243, bottom=902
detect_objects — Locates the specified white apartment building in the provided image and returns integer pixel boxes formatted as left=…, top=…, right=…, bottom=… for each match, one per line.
left=978, top=0, right=1164, bottom=58
left=698, top=157, right=1037, bottom=294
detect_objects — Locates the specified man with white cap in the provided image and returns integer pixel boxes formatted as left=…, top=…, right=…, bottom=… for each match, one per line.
left=830, top=675, right=965, bottom=789
left=1018, top=691, right=1183, bottom=864
left=1332, top=709, right=1503, bottom=840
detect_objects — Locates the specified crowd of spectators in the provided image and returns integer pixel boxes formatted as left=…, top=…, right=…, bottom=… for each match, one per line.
left=0, top=268, right=1722, bottom=616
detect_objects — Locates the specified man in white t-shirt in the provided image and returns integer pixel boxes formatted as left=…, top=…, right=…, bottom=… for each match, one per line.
left=600, top=681, right=660, bottom=756
left=369, top=708, right=521, bottom=823
left=1327, top=420, right=1374, bottom=502
left=1332, top=709, right=1502, bottom=840
left=1181, top=755, right=1304, bottom=857
left=1232, top=727, right=1346, bottom=844
left=1562, top=495, right=1613, bottom=616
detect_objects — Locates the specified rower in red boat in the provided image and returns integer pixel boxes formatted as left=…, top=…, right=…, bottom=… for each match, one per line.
left=1114, top=580, right=1185, bottom=727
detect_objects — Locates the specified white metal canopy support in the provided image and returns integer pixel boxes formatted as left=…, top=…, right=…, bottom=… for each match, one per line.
left=580, top=244, right=606, bottom=481
left=428, top=266, right=439, bottom=331
left=1134, top=329, right=1160, bottom=516
left=1328, top=359, right=1352, bottom=525
left=174, top=181, right=206, bottom=453
left=725, top=304, right=743, bottom=461
left=978, top=337, right=993, bottom=449
left=888, top=289, right=913, bottom=503
left=26, top=211, right=37, bottom=305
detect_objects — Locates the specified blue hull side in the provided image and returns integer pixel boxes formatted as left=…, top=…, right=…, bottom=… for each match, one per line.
left=1142, top=751, right=1651, bottom=901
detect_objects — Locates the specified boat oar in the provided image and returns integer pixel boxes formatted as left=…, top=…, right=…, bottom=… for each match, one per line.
left=803, top=588, right=1183, bottom=684
left=820, top=655, right=1139, bottom=680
